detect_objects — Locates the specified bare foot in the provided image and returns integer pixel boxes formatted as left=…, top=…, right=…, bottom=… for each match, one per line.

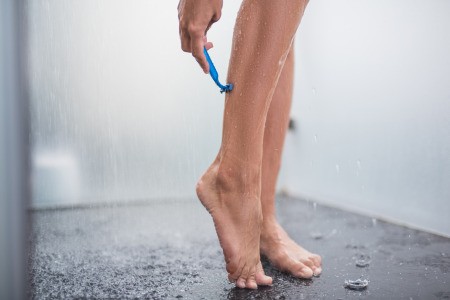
left=260, top=219, right=322, bottom=278
left=196, top=163, right=273, bottom=289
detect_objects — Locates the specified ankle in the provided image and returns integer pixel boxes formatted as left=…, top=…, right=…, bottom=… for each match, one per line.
left=261, top=216, right=280, bottom=237
left=262, top=215, right=277, bottom=226
left=215, top=163, right=261, bottom=195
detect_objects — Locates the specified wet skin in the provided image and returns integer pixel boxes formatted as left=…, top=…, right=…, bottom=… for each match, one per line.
left=260, top=45, right=322, bottom=278
left=179, top=0, right=321, bottom=288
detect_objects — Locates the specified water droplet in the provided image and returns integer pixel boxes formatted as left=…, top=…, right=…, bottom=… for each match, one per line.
left=314, top=134, right=318, bottom=143
left=344, top=279, right=369, bottom=290
left=335, top=164, right=340, bottom=173
left=313, top=202, right=317, bottom=210
left=312, top=88, right=317, bottom=95
left=310, top=231, right=323, bottom=240
left=355, top=254, right=371, bottom=267
left=372, top=218, right=377, bottom=226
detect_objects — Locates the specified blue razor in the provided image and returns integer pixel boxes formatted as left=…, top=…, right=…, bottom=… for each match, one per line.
left=203, top=47, right=233, bottom=93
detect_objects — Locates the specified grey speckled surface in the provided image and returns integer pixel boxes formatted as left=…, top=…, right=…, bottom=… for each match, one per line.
left=29, top=196, right=450, bottom=299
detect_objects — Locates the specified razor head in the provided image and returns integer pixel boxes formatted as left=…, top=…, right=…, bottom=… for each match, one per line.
left=220, top=84, right=234, bottom=94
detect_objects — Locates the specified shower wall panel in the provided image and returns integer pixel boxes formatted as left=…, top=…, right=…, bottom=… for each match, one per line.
left=283, top=0, right=450, bottom=236
left=28, top=1, right=241, bottom=207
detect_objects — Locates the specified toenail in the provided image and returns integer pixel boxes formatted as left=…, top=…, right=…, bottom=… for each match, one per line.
left=313, top=267, right=322, bottom=276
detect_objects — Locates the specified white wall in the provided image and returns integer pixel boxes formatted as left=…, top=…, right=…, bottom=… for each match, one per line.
left=282, top=0, right=450, bottom=236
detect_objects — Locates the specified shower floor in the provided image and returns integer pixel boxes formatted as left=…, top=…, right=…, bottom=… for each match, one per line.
left=29, top=196, right=450, bottom=299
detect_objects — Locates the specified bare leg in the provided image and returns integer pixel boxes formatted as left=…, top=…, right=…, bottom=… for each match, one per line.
left=196, top=0, right=308, bottom=289
left=260, top=45, right=323, bottom=278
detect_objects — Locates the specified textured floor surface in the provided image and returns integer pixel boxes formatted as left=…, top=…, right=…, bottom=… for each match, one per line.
left=29, top=196, right=450, bottom=299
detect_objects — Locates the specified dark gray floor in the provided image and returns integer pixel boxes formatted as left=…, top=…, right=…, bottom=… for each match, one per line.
left=29, top=196, right=450, bottom=299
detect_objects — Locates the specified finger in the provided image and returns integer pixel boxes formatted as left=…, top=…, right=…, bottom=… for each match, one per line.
left=212, top=10, right=222, bottom=23
left=205, top=42, right=213, bottom=51
left=191, top=33, right=209, bottom=73
left=180, top=29, right=191, bottom=52
left=203, top=36, right=213, bottom=51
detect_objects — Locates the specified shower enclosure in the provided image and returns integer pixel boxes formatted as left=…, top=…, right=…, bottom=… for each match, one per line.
left=1, top=0, right=449, bottom=299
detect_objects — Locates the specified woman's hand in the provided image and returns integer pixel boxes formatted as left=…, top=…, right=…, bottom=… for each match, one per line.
left=178, top=0, right=223, bottom=73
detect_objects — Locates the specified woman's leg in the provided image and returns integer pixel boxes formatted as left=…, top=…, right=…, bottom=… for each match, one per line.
left=196, top=0, right=308, bottom=289
left=260, top=45, right=322, bottom=278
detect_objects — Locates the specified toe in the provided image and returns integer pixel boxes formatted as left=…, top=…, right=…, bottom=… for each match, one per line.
left=293, top=262, right=314, bottom=278
left=313, top=266, right=322, bottom=276
left=227, top=273, right=236, bottom=283
left=299, top=257, right=314, bottom=269
left=228, top=259, right=244, bottom=283
left=255, top=262, right=273, bottom=286
left=256, top=272, right=273, bottom=286
left=235, top=265, right=250, bottom=289
left=275, top=252, right=314, bottom=279
left=236, top=278, right=246, bottom=289
left=310, top=254, right=322, bottom=267
left=300, top=258, right=320, bottom=276
left=305, top=254, right=322, bottom=276
left=309, top=254, right=322, bottom=275
left=245, top=275, right=258, bottom=290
